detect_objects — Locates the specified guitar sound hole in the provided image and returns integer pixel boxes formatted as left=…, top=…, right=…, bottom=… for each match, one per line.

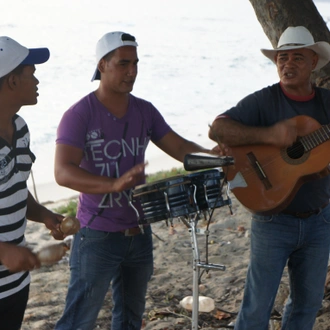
left=286, top=141, right=304, bottom=159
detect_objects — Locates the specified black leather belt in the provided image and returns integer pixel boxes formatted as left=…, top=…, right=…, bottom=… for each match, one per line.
left=281, top=201, right=329, bottom=219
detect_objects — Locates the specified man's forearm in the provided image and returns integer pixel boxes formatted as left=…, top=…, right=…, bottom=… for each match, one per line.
left=26, top=191, right=49, bottom=222
left=209, top=118, right=272, bottom=147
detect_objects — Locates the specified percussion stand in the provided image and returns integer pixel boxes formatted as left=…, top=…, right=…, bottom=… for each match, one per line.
left=182, top=213, right=226, bottom=330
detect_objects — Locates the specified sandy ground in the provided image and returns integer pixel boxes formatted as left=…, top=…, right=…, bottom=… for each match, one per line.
left=21, top=192, right=330, bottom=330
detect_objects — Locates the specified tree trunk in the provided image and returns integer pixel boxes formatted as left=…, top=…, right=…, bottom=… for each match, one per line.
left=249, top=0, right=330, bottom=88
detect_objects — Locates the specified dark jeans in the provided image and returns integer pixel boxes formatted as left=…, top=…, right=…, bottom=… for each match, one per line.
left=0, top=284, right=29, bottom=330
left=56, top=225, right=153, bottom=330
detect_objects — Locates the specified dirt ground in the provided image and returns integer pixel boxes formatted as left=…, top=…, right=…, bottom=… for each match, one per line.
left=23, top=197, right=330, bottom=329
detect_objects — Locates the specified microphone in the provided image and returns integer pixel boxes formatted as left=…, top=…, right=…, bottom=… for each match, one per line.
left=184, top=153, right=235, bottom=171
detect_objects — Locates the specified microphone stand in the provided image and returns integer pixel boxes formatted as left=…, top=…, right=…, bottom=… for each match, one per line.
left=180, top=201, right=229, bottom=329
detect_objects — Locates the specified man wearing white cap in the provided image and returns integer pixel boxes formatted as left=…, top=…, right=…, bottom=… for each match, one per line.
left=0, top=37, right=65, bottom=330
left=54, top=31, right=210, bottom=329
left=209, top=26, right=330, bottom=329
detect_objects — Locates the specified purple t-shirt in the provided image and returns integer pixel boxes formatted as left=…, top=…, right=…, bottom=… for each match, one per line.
left=56, top=92, right=172, bottom=231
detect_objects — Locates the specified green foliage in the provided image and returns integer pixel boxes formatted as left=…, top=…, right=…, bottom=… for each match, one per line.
left=53, top=167, right=187, bottom=216
left=53, top=199, right=78, bottom=217
left=146, top=167, right=187, bottom=183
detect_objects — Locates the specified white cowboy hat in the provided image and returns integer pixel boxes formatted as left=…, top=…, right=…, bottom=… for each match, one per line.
left=260, top=26, right=330, bottom=71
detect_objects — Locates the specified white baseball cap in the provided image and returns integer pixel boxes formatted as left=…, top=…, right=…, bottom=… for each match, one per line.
left=0, top=36, right=50, bottom=79
left=261, top=26, right=330, bottom=71
left=91, top=31, right=138, bottom=81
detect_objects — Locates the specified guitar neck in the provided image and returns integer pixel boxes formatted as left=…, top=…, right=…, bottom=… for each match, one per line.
left=300, top=124, right=330, bottom=151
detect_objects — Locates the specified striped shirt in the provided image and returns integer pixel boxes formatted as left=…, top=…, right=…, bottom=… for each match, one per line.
left=0, top=115, right=35, bottom=299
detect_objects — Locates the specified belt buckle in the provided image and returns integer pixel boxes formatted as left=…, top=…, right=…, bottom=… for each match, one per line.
left=296, top=211, right=313, bottom=219
left=124, top=227, right=140, bottom=236
left=296, top=209, right=319, bottom=219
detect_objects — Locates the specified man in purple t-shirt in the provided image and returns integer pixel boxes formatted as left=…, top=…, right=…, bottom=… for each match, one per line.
left=54, top=31, right=210, bottom=330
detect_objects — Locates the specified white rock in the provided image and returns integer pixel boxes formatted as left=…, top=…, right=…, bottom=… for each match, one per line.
left=179, top=295, right=215, bottom=312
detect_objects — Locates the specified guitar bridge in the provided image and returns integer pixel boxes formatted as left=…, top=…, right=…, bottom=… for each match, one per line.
left=247, top=152, right=272, bottom=190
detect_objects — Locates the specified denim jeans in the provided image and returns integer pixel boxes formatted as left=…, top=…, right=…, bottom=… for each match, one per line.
left=234, top=204, right=330, bottom=330
left=55, top=225, right=153, bottom=330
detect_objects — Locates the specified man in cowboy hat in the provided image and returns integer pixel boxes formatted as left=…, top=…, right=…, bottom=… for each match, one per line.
left=209, top=26, right=330, bottom=329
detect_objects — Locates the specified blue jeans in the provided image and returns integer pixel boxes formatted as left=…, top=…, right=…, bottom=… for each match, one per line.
left=234, top=205, right=330, bottom=330
left=55, top=225, right=153, bottom=330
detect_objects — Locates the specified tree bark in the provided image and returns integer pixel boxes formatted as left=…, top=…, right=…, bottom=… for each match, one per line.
left=249, top=0, right=330, bottom=88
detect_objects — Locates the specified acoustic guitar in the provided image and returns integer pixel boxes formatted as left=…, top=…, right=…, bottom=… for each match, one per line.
left=224, top=115, right=330, bottom=215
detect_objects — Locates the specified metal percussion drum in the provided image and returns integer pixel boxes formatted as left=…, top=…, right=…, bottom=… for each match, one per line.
left=186, top=169, right=229, bottom=212
left=130, top=175, right=196, bottom=225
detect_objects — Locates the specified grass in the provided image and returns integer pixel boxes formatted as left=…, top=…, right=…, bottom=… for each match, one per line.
left=53, top=199, right=79, bottom=217
left=146, top=167, right=188, bottom=183
left=54, top=167, right=187, bottom=216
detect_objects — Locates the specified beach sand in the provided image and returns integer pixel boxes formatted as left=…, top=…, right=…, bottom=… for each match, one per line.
left=22, top=171, right=330, bottom=330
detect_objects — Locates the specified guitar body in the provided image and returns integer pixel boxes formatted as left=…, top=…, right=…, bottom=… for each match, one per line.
left=225, top=115, right=330, bottom=214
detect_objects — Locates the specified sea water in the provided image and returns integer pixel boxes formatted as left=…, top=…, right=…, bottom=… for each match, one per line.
left=1, top=0, right=329, bottom=201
